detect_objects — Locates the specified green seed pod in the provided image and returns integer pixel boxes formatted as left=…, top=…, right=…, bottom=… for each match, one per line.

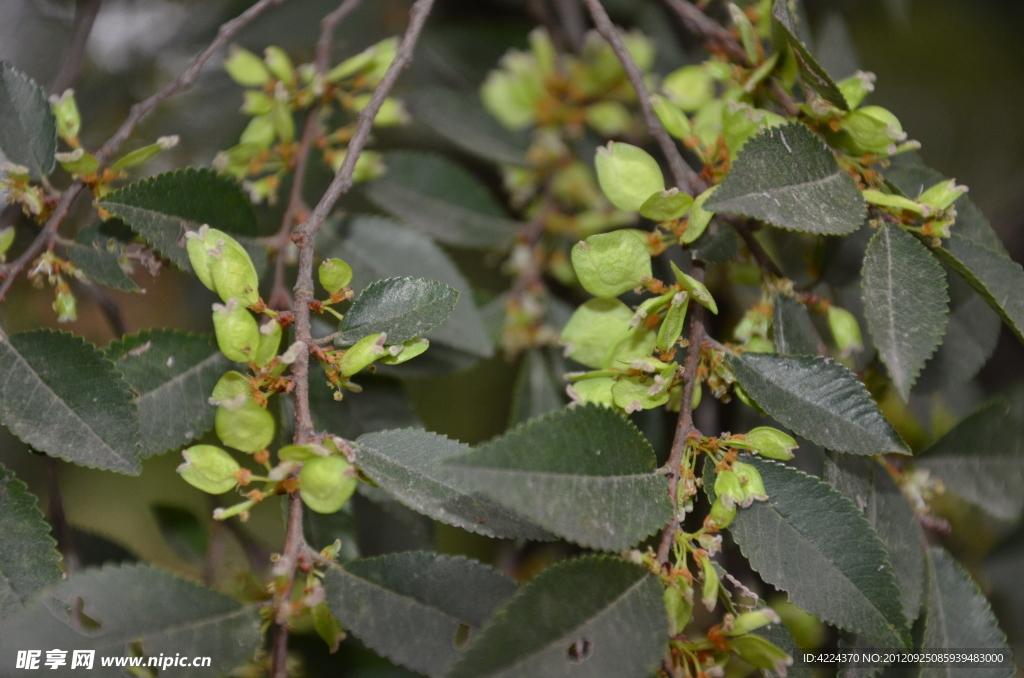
left=743, top=426, right=798, bottom=460
left=611, top=374, right=671, bottom=413
left=671, top=262, right=718, bottom=314
left=837, top=71, right=876, bottom=109
left=699, top=554, right=720, bottom=611
left=49, top=89, right=81, bottom=144
left=216, top=399, right=275, bottom=453
left=728, top=634, right=792, bottom=674
left=657, top=293, right=689, bottom=353
left=263, top=46, right=295, bottom=83
left=224, top=45, right=272, bottom=87
left=339, top=333, right=387, bottom=377
left=662, top=65, right=714, bottom=112
left=110, top=135, right=179, bottom=173
left=733, top=461, right=768, bottom=506
left=827, top=306, right=863, bottom=357
left=746, top=337, right=775, bottom=353
left=562, top=299, right=656, bottom=369
left=271, top=99, right=295, bottom=144
left=278, top=444, right=330, bottom=462
left=0, top=226, right=15, bottom=262
left=639, top=188, right=694, bottom=223
left=715, top=469, right=746, bottom=510
left=725, top=608, right=782, bottom=636
left=651, top=94, right=692, bottom=140
left=379, top=337, right=430, bottom=365
left=839, top=106, right=906, bottom=155
left=708, top=498, right=736, bottom=530
left=241, top=90, right=275, bottom=116
left=631, top=292, right=675, bottom=328
left=727, top=3, right=758, bottom=64
left=663, top=584, right=694, bottom=636
left=318, top=258, right=354, bottom=294
left=211, top=370, right=252, bottom=403
left=585, top=101, right=633, bottom=136
left=349, top=94, right=409, bottom=127
left=207, top=230, right=260, bottom=306
left=177, top=444, right=240, bottom=494
left=861, top=189, right=925, bottom=215
left=567, top=377, right=616, bottom=407
left=55, top=149, right=99, bottom=175
left=212, top=299, right=260, bottom=363
left=528, top=27, right=556, bottom=73
left=571, top=231, right=652, bottom=298
left=253, top=319, right=283, bottom=368
left=691, top=383, right=702, bottom=410
left=918, top=179, right=968, bottom=211
left=310, top=601, right=346, bottom=653
left=240, top=114, right=276, bottom=148
left=682, top=186, right=718, bottom=244
left=299, top=456, right=358, bottom=514
left=595, top=142, right=665, bottom=212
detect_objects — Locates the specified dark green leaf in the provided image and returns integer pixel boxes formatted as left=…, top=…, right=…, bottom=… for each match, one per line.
left=324, top=217, right=492, bottom=357
left=304, top=503, right=359, bottom=561
left=446, top=404, right=672, bottom=551
left=363, top=151, right=521, bottom=248
left=0, top=62, right=56, bottom=178
left=407, top=88, right=530, bottom=166
left=714, top=457, right=910, bottom=647
left=690, top=219, right=741, bottom=264
left=917, top=399, right=1024, bottom=522
left=772, top=1, right=849, bottom=110
left=0, top=464, right=60, bottom=619
left=447, top=556, right=667, bottom=678
left=324, top=552, right=517, bottom=678
left=100, top=168, right=258, bottom=271
left=922, top=548, right=1013, bottom=677
left=310, top=373, right=419, bottom=440
left=862, top=224, right=949, bottom=401
left=336, top=277, right=460, bottom=346
left=824, top=454, right=926, bottom=623
left=0, top=564, right=263, bottom=677
left=354, top=429, right=552, bottom=541
left=508, top=348, right=565, bottom=426
left=106, top=330, right=230, bottom=457
left=0, top=330, right=140, bottom=473
left=66, top=242, right=140, bottom=292
left=152, top=505, right=207, bottom=567
left=773, top=295, right=821, bottom=355
left=727, top=353, right=907, bottom=455
left=705, top=123, right=865, bottom=234
left=69, top=528, right=137, bottom=568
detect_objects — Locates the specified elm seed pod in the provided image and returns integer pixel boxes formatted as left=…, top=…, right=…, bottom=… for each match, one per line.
left=207, top=230, right=260, bottom=307
left=215, top=399, right=275, bottom=453
left=177, top=444, right=240, bottom=494
left=299, top=456, right=358, bottom=514
left=212, top=298, right=260, bottom=363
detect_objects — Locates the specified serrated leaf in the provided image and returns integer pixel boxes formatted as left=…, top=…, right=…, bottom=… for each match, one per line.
left=354, top=429, right=552, bottom=541
left=447, top=556, right=667, bottom=678
left=0, top=62, right=56, bottom=178
left=862, top=224, right=949, bottom=401
left=445, top=404, right=672, bottom=551
left=66, top=242, right=140, bottom=292
left=100, top=168, right=258, bottom=272
left=323, top=217, right=492, bottom=357
left=713, top=457, right=910, bottom=647
left=151, top=505, right=207, bottom=567
left=917, top=399, right=1024, bottom=522
left=772, top=1, right=848, bottom=110
left=508, top=348, right=565, bottom=426
left=324, top=552, right=517, bottom=678
left=362, top=151, right=521, bottom=248
left=727, top=353, right=907, bottom=455
left=407, top=88, right=530, bottom=166
left=921, top=548, right=1013, bottom=678
left=106, top=330, right=230, bottom=458
left=705, top=123, right=865, bottom=234
left=0, top=564, right=261, bottom=677
left=336, top=277, right=460, bottom=346
left=0, top=330, right=140, bottom=474
left=773, top=295, right=821, bottom=355
left=0, top=464, right=60, bottom=620
left=825, top=454, right=926, bottom=623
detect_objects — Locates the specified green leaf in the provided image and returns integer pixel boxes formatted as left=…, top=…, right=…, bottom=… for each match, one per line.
left=508, top=348, right=565, bottom=426
left=0, top=464, right=60, bottom=620
left=922, top=547, right=1013, bottom=676
left=0, top=564, right=262, bottom=677
left=824, top=454, right=926, bottom=624
left=862, top=224, right=949, bottom=401
left=714, top=457, right=910, bottom=647
left=446, top=404, right=672, bottom=550
left=771, top=1, right=849, bottom=110
left=0, top=62, right=56, bottom=179
left=931, top=234, right=1024, bottom=345
left=0, top=330, right=140, bottom=474
left=336, top=277, right=460, bottom=347
left=66, top=241, right=140, bottom=292
left=773, top=295, right=820, bottom=355
left=354, top=429, right=552, bottom=541
left=917, top=399, right=1024, bottom=522
left=705, top=122, right=865, bottom=235
left=727, top=353, right=907, bottom=455
left=447, top=556, right=667, bottom=678
left=324, top=552, right=517, bottom=678
left=152, top=504, right=207, bottom=567
left=690, top=218, right=740, bottom=264
left=324, top=217, right=492, bottom=357
left=100, top=168, right=258, bottom=272
left=755, top=623, right=815, bottom=678
left=407, top=88, right=530, bottom=166
left=106, top=330, right=230, bottom=458
left=363, top=151, right=522, bottom=248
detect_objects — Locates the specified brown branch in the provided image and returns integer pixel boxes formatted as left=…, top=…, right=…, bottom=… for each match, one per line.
left=270, top=1, right=436, bottom=674
left=51, top=0, right=104, bottom=95
left=581, top=0, right=701, bottom=195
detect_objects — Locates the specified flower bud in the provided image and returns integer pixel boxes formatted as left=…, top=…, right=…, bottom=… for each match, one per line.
left=211, top=370, right=251, bottom=404
left=671, top=262, right=717, bottom=314
left=743, top=427, right=797, bottom=460
left=224, top=45, right=271, bottom=87
left=207, top=231, right=260, bottom=306
left=708, top=498, right=736, bottom=530
left=662, top=65, right=714, bottom=112
left=595, top=142, right=665, bottom=212
left=49, top=89, right=81, bottom=144
left=651, top=94, right=692, bottom=140
left=299, top=456, right=358, bottom=514
left=177, top=444, right=240, bottom=494
left=216, top=399, right=275, bottom=453
left=379, top=337, right=429, bottom=365
left=664, top=584, right=694, bottom=636
left=728, top=635, right=792, bottom=674
left=640, top=188, right=693, bottom=223
left=213, top=299, right=260, bottom=362
left=0, top=226, right=15, bottom=262
left=725, top=608, right=781, bottom=636
left=571, top=231, right=652, bottom=298
left=827, top=306, right=863, bottom=357
left=733, top=461, right=768, bottom=506
left=253, top=318, right=282, bottom=367
left=682, top=186, right=717, bottom=244
left=339, top=332, right=387, bottom=376
left=318, top=258, right=353, bottom=294
left=263, top=46, right=295, bottom=83
left=918, top=179, right=968, bottom=212
left=698, top=554, right=720, bottom=611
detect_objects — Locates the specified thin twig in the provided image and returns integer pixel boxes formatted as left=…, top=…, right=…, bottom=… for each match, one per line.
left=45, top=456, right=80, bottom=573
left=315, top=0, right=364, bottom=73
left=51, top=0, right=104, bottom=95
left=581, top=0, right=700, bottom=195
left=553, top=0, right=587, bottom=52
left=269, top=491, right=305, bottom=678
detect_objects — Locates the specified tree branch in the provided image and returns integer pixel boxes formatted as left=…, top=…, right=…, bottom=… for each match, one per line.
left=51, top=0, right=104, bottom=95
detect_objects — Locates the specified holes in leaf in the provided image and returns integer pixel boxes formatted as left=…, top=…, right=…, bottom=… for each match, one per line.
left=566, top=637, right=593, bottom=664
left=453, top=622, right=471, bottom=650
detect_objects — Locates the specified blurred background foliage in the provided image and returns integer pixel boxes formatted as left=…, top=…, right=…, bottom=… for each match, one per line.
left=1, top=0, right=1023, bottom=674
